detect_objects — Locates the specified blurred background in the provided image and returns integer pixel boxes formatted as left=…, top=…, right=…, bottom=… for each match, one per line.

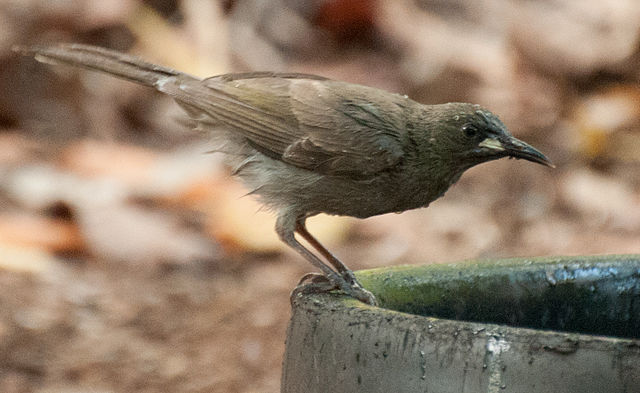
left=1, top=0, right=639, bottom=392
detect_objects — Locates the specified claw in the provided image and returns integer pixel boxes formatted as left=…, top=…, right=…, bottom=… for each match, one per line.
left=346, top=286, right=377, bottom=306
left=296, top=272, right=328, bottom=286
left=339, top=269, right=377, bottom=305
left=290, top=271, right=377, bottom=306
left=290, top=280, right=336, bottom=306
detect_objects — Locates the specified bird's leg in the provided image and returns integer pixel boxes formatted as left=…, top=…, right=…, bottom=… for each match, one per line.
left=276, top=214, right=376, bottom=305
left=294, top=219, right=358, bottom=285
left=293, top=217, right=376, bottom=305
left=276, top=215, right=349, bottom=285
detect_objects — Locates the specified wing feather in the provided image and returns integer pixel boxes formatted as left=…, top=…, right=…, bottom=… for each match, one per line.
left=163, top=74, right=411, bottom=177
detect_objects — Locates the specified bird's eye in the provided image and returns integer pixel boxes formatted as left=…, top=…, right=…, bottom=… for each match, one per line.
left=463, top=125, right=478, bottom=138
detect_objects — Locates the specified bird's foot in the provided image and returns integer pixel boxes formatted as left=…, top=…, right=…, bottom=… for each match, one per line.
left=291, top=271, right=377, bottom=306
left=290, top=278, right=336, bottom=305
left=339, top=269, right=359, bottom=286
left=296, top=272, right=328, bottom=286
left=345, top=284, right=377, bottom=306
left=337, top=269, right=377, bottom=305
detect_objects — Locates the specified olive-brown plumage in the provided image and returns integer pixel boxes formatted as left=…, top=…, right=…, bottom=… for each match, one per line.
left=17, top=44, right=553, bottom=305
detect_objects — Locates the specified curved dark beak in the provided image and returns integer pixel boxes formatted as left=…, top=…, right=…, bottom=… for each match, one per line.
left=479, top=136, right=555, bottom=168
left=504, top=137, right=554, bottom=168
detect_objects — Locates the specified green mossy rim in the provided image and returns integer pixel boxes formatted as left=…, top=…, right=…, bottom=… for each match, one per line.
left=351, top=255, right=640, bottom=339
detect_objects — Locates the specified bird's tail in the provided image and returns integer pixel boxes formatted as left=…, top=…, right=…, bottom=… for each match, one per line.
left=14, top=43, right=198, bottom=87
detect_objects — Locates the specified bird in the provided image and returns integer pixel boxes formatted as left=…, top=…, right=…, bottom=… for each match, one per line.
left=15, top=44, right=553, bottom=306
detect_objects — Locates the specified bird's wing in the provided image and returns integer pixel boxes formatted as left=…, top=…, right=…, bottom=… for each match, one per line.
left=162, top=73, right=410, bottom=178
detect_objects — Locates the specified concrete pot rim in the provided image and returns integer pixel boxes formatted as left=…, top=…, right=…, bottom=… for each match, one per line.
left=284, top=255, right=640, bottom=393
left=293, top=254, right=640, bottom=344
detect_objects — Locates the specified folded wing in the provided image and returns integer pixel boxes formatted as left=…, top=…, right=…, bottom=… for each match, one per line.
left=163, top=73, right=409, bottom=178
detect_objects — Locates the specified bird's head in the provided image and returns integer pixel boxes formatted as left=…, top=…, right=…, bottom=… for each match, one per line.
left=427, top=103, right=554, bottom=170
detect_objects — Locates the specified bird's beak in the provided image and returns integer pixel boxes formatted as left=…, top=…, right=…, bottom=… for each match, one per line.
left=478, top=136, right=555, bottom=168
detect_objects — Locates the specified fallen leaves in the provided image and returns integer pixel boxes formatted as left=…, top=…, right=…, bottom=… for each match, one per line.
left=0, top=241, right=57, bottom=274
left=571, top=86, right=640, bottom=162
left=0, top=212, right=83, bottom=253
left=1, top=138, right=354, bottom=266
left=559, top=169, right=640, bottom=230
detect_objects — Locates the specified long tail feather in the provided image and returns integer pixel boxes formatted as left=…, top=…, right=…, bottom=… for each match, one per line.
left=14, top=43, right=198, bottom=87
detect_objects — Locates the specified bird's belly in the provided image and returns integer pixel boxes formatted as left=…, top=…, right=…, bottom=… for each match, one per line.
left=313, top=172, right=456, bottom=218
left=233, top=154, right=451, bottom=219
left=291, top=174, right=442, bottom=219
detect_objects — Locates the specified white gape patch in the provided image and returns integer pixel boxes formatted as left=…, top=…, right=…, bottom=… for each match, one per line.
left=478, top=138, right=505, bottom=151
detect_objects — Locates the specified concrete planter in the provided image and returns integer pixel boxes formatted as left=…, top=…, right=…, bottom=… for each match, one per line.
left=282, top=255, right=640, bottom=393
